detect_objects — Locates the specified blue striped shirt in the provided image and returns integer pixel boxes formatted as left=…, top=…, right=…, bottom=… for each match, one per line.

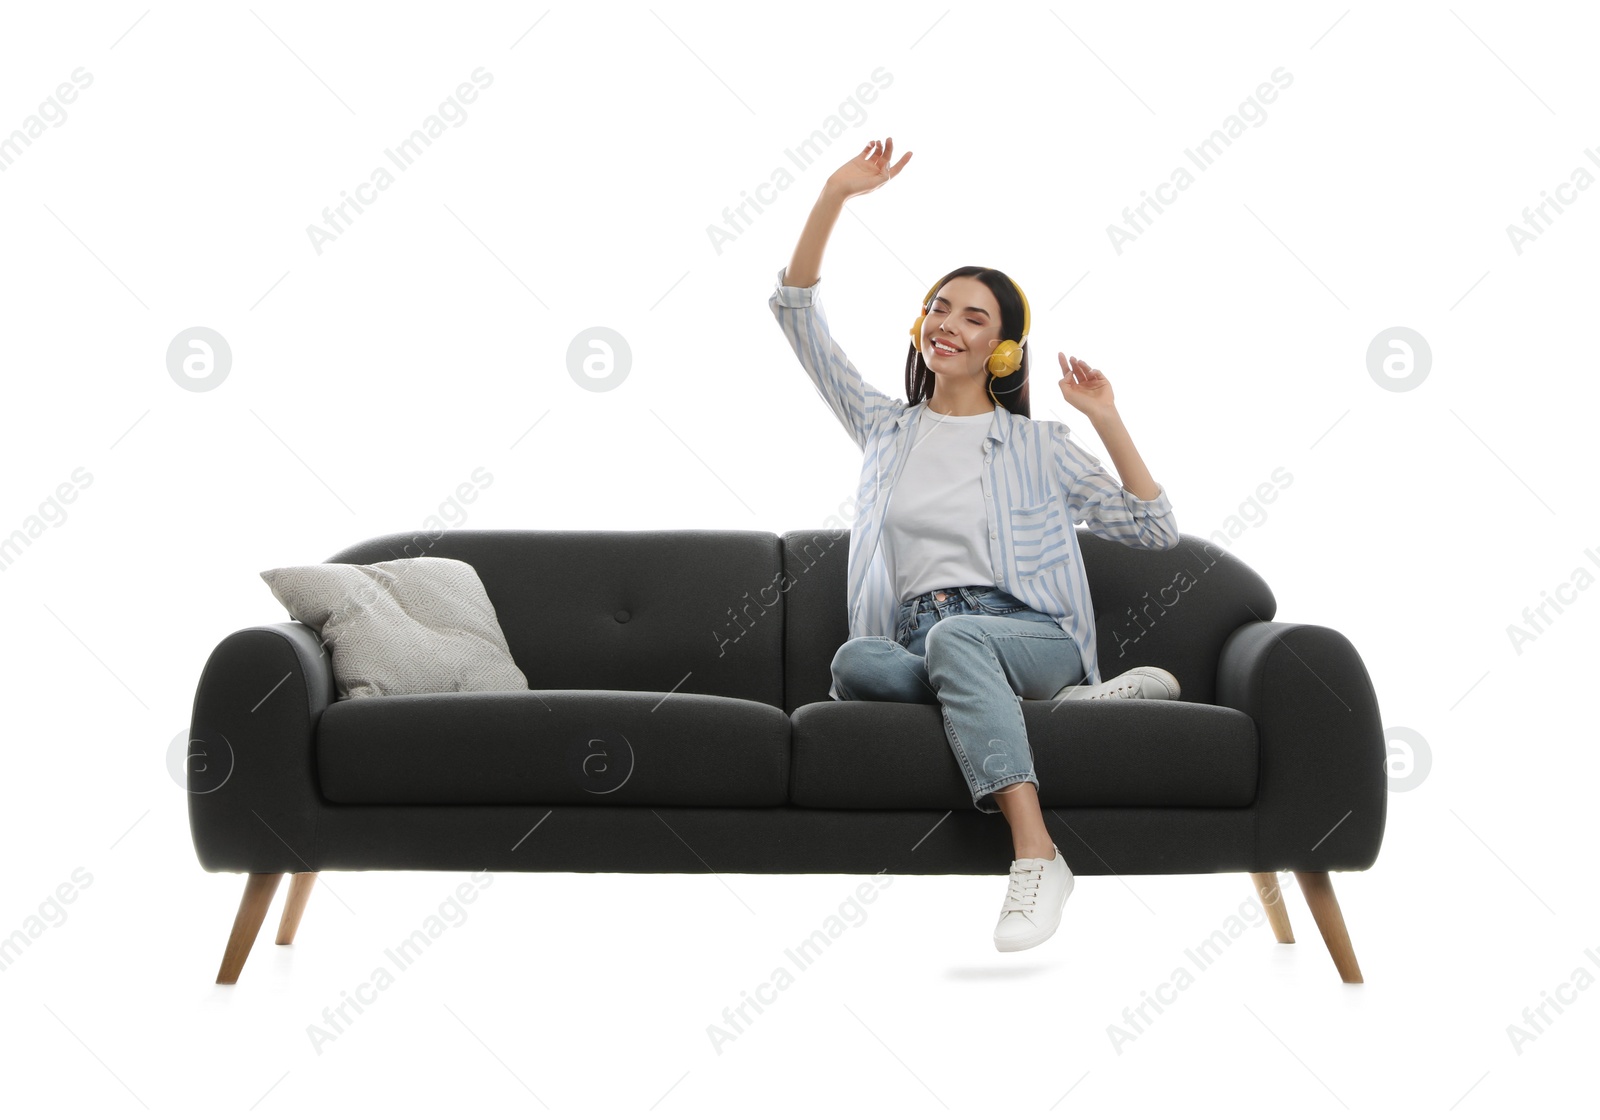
left=769, top=265, right=1180, bottom=700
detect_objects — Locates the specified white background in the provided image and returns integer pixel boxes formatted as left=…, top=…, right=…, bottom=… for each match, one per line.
left=1, top=1, right=1595, bottom=1115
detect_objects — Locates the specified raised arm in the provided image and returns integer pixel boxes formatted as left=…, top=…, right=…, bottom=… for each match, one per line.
left=769, top=139, right=915, bottom=451
left=783, top=187, right=842, bottom=291
left=1052, top=420, right=1180, bottom=550
left=786, top=138, right=910, bottom=287
left=1051, top=353, right=1179, bottom=549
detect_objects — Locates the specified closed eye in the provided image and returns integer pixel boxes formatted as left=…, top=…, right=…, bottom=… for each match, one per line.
left=932, top=299, right=988, bottom=327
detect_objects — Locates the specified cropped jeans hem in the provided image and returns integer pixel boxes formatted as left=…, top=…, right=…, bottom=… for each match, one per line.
left=968, top=774, right=1039, bottom=815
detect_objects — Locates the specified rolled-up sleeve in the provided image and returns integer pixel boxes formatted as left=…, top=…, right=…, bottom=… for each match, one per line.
left=1051, top=421, right=1180, bottom=550
left=769, top=265, right=906, bottom=453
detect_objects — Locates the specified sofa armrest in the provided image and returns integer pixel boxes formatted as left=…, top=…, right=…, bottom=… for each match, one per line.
left=187, top=621, right=333, bottom=873
left=1216, top=620, right=1387, bottom=873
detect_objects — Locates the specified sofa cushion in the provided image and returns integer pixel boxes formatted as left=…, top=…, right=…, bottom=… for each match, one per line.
left=260, top=557, right=527, bottom=700
left=317, top=690, right=791, bottom=807
left=788, top=700, right=1257, bottom=809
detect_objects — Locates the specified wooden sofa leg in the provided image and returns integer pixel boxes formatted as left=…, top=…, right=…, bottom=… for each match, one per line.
left=276, top=872, right=317, bottom=946
left=1292, top=871, right=1364, bottom=983
left=215, top=872, right=283, bottom=985
left=1249, top=872, right=1295, bottom=943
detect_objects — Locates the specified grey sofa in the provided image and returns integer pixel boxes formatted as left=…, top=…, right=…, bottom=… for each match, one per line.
left=188, top=527, right=1386, bottom=984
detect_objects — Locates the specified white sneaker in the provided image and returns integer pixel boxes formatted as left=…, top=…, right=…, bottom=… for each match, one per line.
left=994, top=847, right=1074, bottom=952
left=1052, top=665, right=1180, bottom=702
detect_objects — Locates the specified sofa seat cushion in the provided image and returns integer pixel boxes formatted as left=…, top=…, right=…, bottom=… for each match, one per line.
left=789, top=700, right=1257, bottom=810
left=317, top=690, right=791, bottom=807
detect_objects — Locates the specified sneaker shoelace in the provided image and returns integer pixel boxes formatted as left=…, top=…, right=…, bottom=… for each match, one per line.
left=1001, top=863, right=1045, bottom=915
left=1062, top=676, right=1141, bottom=700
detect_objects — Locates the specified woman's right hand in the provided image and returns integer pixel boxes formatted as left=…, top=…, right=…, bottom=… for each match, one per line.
left=824, top=137, right=912, bottom=201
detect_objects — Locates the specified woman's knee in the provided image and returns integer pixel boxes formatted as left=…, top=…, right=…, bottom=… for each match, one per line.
left=831, top=637, right=913, bottom=702
left=830, top=636, right=894, bottom=676
left=922, top=614, right=985, bottom=660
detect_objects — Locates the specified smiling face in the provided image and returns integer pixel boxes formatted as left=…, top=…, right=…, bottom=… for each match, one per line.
left=921, top=276, right=1002, bottom=374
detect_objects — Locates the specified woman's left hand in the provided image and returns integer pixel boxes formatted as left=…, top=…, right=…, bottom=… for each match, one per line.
left=1058, top=353, right=1115, bottom=418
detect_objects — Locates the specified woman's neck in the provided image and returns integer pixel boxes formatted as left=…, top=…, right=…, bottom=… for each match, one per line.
left=926, top=367, right=998, bottom=415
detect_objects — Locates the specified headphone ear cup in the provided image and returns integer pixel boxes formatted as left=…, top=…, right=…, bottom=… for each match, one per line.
left=909, top=313, right=926, bottom=350
left=986, top=340, right=1023, bottom=377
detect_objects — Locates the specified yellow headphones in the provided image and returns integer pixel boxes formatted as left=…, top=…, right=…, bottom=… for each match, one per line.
left=909, top=269, right=1032, bottom=377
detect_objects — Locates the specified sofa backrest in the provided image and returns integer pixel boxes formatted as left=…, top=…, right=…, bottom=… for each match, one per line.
left=322, top=529, right=789, bottom=709
left=780, top=529, right=1277, bottom=711
left=1075, top=532, right=1276, bottom=707
left=318, top=527, right=1274, bottom=713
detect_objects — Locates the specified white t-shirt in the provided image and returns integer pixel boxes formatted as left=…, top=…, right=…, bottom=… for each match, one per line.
left=880, top=405, right=996, bottom=604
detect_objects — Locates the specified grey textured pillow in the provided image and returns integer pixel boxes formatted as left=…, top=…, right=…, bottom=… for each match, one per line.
left=259, top=557, right=528, bottom=700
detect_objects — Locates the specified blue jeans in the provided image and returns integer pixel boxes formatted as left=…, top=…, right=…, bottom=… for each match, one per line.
left=829, top=584, right=1086, bottom=814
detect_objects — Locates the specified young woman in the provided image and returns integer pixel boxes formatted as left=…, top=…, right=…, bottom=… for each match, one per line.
left=769, top=137, right=1182, bottom=953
